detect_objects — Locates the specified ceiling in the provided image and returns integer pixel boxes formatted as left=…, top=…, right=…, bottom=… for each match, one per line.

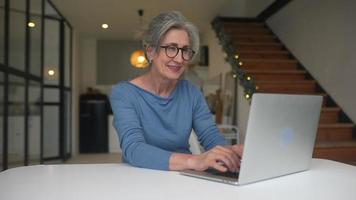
left=50, top=0, right=235, bottom=40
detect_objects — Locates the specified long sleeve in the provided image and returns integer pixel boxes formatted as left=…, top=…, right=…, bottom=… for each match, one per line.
left=110, top=84, right=172, bottom=170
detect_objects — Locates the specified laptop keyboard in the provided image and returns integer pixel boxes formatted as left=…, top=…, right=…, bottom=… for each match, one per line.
left=205, top=168, right=239, bottom=179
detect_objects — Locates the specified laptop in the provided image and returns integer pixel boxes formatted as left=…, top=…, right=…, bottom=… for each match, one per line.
left=180, top=93, right=322, bottom=185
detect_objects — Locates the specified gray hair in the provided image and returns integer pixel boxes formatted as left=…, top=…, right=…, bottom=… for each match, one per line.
left=142, top=11, right=200, bottom=61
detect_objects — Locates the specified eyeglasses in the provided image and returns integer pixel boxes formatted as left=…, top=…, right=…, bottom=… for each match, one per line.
left=160, top=45, right=195, bottom=61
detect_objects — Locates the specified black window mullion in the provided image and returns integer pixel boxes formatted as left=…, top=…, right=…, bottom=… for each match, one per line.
left=59, top=19, right=65, bottom=161
left=69, top=26, right=72, bottom=88
left=69, top=27, right=73, bottom=158
left=24, top=0, right=30, bottom=166
left=40, top=0, right=45, bottom=165
left=2, top=0, right=9, bottom=170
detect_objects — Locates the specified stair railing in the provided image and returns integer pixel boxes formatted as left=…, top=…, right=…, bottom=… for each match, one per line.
left=211, top=17, right=256, bottom=100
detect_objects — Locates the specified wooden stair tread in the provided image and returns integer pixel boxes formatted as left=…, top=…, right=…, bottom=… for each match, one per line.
left=319, top=108, right=341, bottom=122
left=232, top=35, right=278, bottom=43
left=238, top=50, right=289, bottom=54
left=256, top=92, right=327, bottom=101
left=226, top=29, right=271, bottom=35
left=231, top=35, right=276, bottom=39
left=236, top=42, right=282, bottom=46
left=315, top=140, right=356, bottom=148
left=299, top=93, right=328, bottom=98
left=254, top=80, right=316, bottom=83
left=223, top=22, right=265, bottom=27
left=225, top=26, right=268, bottom=30
left=242, top=59, right=297, bottom=63
left=245, top=69, right=306, bottom=74
left=319, top=123, right=354, bottom=128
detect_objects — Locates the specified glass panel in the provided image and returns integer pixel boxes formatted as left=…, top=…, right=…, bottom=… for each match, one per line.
left=8, top=75, right=25, bottom=168
left=10, top=0, right=26, bottom=10
left=44, top=1, right=60, bottom=18
left=31, top=0, right=42, bottom=14
left=0, top=72, right=3, bottom=170
left=9, top=2, right=26, bottom=71
left=64, top=91, right=71, bottom=155
left=30, top=0, right=43, bottom=76
left=64, top=23, right=71, bottom=87
left=0, top=0, right=4, bottom=64
left=43, top=106, right=59, bottom=158
left=28, top=81, right=41, bottom=165
left=44, top=88, right=59, bottom=102
left=44, top=19, right=60, bottom=85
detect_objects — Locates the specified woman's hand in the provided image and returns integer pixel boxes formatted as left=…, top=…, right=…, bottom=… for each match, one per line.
left=226, top=144, right=244, bottom=160
left=188, top=144, right=244, bottom=172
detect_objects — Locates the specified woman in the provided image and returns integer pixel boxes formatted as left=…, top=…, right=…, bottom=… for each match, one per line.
left=110, top=11, right=243, bottom=172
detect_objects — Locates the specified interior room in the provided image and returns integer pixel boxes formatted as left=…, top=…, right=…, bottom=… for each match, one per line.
left=1, top=0, right=356, bottom=170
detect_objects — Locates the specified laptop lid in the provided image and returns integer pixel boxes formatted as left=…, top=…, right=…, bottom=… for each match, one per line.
left=238, top=93, right=322, bottom=185
left=180, top=93, right=322, bottom=186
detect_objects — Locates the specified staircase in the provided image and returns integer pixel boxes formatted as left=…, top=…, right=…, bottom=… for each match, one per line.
left=219, top=19, right=356, bottom=164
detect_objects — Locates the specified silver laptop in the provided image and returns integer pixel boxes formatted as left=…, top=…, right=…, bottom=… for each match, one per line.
left=180, top=93, right=322, bottom=185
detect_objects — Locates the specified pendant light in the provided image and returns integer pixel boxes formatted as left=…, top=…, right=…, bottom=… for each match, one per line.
left=130, top=9, right=148, bottom=68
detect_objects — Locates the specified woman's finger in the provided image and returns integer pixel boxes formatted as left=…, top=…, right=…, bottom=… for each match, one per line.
left=209, top=151, right=237, bottom=172
left=212, top=146, right=239, bottom=171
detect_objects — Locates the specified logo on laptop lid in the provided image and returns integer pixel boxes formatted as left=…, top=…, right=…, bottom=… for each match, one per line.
left=280, top=128, right=295, bottom=147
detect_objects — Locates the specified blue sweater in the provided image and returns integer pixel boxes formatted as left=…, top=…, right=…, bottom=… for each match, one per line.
left=110, top=80, right=227, bottom=170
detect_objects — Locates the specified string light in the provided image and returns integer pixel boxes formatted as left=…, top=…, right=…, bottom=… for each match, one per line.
left=28, top=22, right=35, bottom=28
left=101, top=24, right=109, bottom=29
left=48, top=69, right=55, bottom=76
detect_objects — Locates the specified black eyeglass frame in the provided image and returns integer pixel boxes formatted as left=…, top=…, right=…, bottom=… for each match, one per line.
left=160, top=45, right=195, bottom=61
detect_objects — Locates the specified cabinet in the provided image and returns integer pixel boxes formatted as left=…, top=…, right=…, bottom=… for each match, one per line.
left=79, top=94, right=109, bottom=153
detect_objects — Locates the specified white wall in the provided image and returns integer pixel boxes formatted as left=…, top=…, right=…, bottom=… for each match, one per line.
left=236, top=84, right=251, bottom=142
left=80, top=38, right=97, bottom=94
left=203, top=29, right=231, bottom=80
left=220, top=0, right=274, bottom=17
left=246, top=0, right=275, bottom=17
left=97, top=40, right=147, bottom=85
left=200, top=28, right=231, bottom=96
left=267, top=0, right=356, bottom=122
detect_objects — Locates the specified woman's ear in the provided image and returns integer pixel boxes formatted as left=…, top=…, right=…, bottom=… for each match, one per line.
left=145, top=45, right=155, bottom=63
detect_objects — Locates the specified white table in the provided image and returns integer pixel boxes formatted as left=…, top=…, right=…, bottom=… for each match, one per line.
left=1, top=159, right=356, bottom=200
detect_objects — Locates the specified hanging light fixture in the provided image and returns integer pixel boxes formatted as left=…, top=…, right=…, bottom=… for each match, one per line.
left=130, top=9, right=148, bottom=68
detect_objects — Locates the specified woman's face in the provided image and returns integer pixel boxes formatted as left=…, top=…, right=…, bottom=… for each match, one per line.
left=149, top=28, right=191, bottom=81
